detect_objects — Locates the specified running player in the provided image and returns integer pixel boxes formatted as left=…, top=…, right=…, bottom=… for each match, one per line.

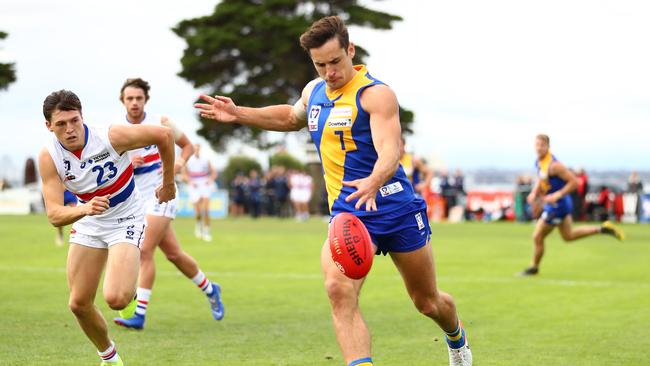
left=183, top=143, right=217, bottom=241
left=113, top=78, right=224, bottom=330
left=519, top=134, right=625, bottom=276
left=195, top=16, right=472, bottom=366
left=39, top=89, right=176, bottom=365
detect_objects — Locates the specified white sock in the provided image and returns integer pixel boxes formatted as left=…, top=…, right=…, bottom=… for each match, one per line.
left=98, top=341, right=119, bottom=363
left=135, top=287, right=152, bottom=316
left=191, top=270, right=214, bottom=295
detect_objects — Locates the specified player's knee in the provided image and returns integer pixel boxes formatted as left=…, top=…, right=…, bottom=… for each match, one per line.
left=324, top=277, right=356, bottom=307
left=104, top=291, right=132, bottom=310
left=164, top=249, right=183, bottom=263
left=68, top=298, right=93, bottom=316
left=139, top=246, right=155, bottom=260
left=559, top=232, right=573, bottom=242
left=413, top=293, right=442, bottom=319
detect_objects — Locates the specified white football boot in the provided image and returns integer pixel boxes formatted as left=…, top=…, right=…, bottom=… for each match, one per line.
left=448, top=341, right=472, bottom=366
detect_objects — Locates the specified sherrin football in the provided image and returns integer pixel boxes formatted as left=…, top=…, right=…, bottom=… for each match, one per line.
left=328, top=212, right=374, bottom=279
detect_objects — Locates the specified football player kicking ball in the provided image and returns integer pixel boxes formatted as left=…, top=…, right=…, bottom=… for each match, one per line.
left=39, top=90, right=176, bottom=365
left=113, top=78, right=224, bottom=330
left=195, top=16, right=472, bottom=366
left=520, top=134, right=625, bottom=276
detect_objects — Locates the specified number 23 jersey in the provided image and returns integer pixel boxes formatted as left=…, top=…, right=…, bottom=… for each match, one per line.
left=307, top=65, right=416, bottom=217
left=45, top=124, right=143, bottom=234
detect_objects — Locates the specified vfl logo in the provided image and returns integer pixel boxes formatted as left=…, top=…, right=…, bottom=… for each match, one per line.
left=117, top=215, right=135, bottom=224
left=415, top=212, right=425, bottom=230
left=308, top=105, right=321, bottom=131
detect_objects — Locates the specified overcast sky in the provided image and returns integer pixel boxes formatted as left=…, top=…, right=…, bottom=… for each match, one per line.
left=1, top=0, right=649, bottom=181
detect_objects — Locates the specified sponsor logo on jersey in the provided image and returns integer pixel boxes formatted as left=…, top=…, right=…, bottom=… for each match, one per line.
left=90, top=151, right=110, bottom=163
left=379, top=181, right=404, bottom=197
left=117, top=214, right=135, bottom=224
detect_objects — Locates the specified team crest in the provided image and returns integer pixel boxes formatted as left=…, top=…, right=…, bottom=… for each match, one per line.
left=308, top=105, right=321, bottom=131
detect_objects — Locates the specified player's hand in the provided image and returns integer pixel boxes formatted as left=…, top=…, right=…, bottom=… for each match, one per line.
left=543, top=191, right=562, bottom=204
left=342, top=177, right=380, bottom=212
left=194, top=95, right=239, bottom=123
left=131, top=155, right=144, bottom=168
left=156, top=183, right=176, bottom=204
left=82, top=195, right=110, bottom=216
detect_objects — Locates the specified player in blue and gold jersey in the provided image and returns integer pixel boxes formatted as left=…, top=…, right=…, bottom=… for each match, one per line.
left=520, top=134, right=624, bottom=276
left=195, top=15, right=472, bottom=366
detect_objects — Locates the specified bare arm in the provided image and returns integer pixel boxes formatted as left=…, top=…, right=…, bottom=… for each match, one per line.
left=161, top=116, right=194, bottom=173
left=38, top=148, right=109, bottom=227
left=208, top=161, right=218, bottom=181
left=109, top=124, right=176, bottom=202
left=527, top=179, right=542, bottom=204
left=343, top=85, right=402, bottom=211
left=193, top=79, right=320, bottom=132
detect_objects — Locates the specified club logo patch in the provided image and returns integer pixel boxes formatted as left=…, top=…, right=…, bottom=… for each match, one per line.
left=308, top=105, right=321, bottom=131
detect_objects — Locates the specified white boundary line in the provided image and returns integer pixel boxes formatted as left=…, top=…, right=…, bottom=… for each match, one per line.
left=1, top=264, right=648, bottom=289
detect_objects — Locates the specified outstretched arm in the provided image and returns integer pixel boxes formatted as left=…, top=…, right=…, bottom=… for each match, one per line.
left=38, top=148, right=110, bottom=227
left=343, top=85, right=402, bottom=211
left=193, top=79, right=320, bottom=132
left=109, top=124, right=176, bottom=203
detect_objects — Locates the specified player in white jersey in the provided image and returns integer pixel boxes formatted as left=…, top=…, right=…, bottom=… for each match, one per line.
left=183, top=144, right=217, bottom=241
left=38, top=90, right=176, bottom=366
left=289, top=169, right=313, bottom=221
left=113, top=78, right=224, bottom=331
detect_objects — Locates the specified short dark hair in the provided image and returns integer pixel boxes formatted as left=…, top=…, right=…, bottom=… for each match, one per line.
left=299, top=16, right=349, bottom=52
left=536, top=134, right=550, bottom=145
left=120, top=78, right=150, bottom=101
left=43, top=90, right=82, bottom=121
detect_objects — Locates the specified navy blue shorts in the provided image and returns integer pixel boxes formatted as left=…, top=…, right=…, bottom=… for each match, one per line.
left=541, top=195, right=573, bottom=225
left=358, top=199, right=431, bottom=256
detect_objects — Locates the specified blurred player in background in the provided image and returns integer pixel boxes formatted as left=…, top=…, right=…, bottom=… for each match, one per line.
left=113, top=79, right=224, bottom=330
left=195, top=16, right=471, bottom=366
left=289, top=168, right=313, bottom=221
left=183, top=143, right=217, bottom=241
left=39, top=89, right=176, bottom=365
left=520, top=134, right=625, bottom=276
left=54, top=189, right=78, bottom=246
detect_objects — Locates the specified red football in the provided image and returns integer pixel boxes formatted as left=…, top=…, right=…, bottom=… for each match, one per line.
left=328, top=212, right=374, bottom=279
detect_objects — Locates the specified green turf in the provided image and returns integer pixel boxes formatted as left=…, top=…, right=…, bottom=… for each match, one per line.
left=0, top=215, right=648, bottom=365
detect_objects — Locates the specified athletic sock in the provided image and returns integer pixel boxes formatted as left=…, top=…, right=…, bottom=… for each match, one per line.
left=135, top=288, right=151, bottom=316
left=191, top=270, right=214, bottom=295
left=445, top=321, right=467, bottom=349
left=98, top=341, right=119, bottom=363
left=348, top=357, right=373, bottom=366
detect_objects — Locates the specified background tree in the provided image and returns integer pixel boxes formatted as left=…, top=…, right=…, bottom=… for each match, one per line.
left=221, top=155, right=262, bottom=187
left=0, top=31, right=17, bottom=91
left=269, top=151, right=304, bottom=171
left=174, top=0, right=413, bottom=151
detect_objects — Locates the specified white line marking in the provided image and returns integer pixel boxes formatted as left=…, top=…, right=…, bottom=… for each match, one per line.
left=0, top=264, right=648, bottom=289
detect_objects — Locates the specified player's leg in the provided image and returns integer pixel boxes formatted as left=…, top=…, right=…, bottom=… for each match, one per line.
left=158, top=226, right=224, bottom=320
left=103, top=243, right=139, bottom=311
left=557, top=215, right=625, bottom=242
left=67, top=243, right=124, bottom=364
left=320, top=240, right=371, bottom=365
left=521, top=218, right=555, bottom=275
left=200, top=196, right=212, bottom=241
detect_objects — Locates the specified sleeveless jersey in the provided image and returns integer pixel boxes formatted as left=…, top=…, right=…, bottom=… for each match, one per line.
left=45, top=124, right=142, bottom=234
left=186, top=155, right=211, bottom=184
left=123, top=112, right=165, bottom=199
left=536, top=152, right=566, bottom=194
left=307, top=65, right=416, bottom=217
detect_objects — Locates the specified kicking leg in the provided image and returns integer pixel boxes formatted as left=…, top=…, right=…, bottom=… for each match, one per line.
left=321, top=240, right=371, bottom=365
left=522, top=219, right=555, bottom=275
left=557, top=215, right=618, bottom=242
left=390, top=242, right=472, bottom=365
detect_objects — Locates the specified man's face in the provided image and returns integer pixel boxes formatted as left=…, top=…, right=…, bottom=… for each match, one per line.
left=46, top=109, right=85, bottom=151
left=309, top=37, right=356, bottom=90
left=121, top=86, right=147, bottom=120
left=535, top=138, right=549, bottom=159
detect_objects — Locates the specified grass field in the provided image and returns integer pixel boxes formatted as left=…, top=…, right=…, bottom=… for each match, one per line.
left=0, top=215, right=648, bottom=365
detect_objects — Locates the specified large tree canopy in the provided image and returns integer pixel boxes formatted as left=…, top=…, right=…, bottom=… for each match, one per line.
left=0, top=31, right=17, bottom=91
left=174, top=0, right=413, bottom=151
